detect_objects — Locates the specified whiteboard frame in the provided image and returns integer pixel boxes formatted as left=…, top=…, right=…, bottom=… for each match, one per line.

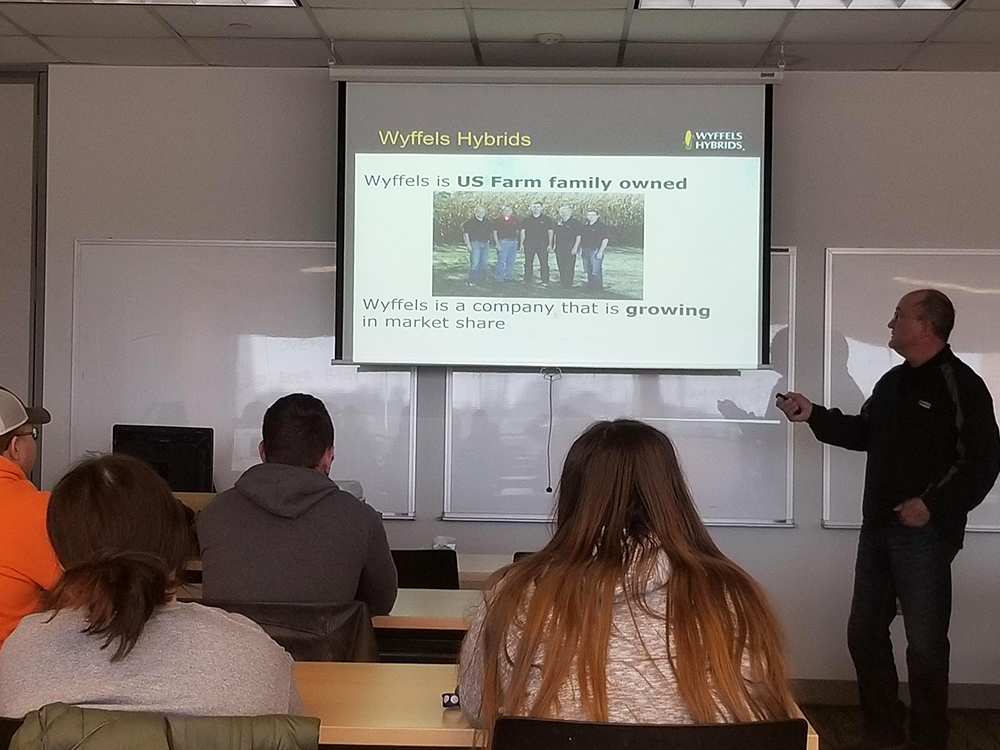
left=441, top=248, right=797, bottom=526
left=71, top=238, right=418, bottom=520
left=822, top=247, right=1000, bottom=532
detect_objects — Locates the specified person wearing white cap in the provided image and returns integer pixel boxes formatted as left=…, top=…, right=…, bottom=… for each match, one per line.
left=0, top=387, right=60, bottom=648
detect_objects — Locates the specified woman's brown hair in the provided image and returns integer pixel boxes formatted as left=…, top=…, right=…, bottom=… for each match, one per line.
left=474, top=419, right=794, bottom=733
left=45, top=454, right=194, bottom=661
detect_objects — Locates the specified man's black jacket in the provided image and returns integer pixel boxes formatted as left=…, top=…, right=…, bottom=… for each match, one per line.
left=808, top=345, right=1000, bottom=547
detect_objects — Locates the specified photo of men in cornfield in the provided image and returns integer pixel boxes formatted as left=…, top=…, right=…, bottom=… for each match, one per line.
left=432, top=191, right=645, bottom=300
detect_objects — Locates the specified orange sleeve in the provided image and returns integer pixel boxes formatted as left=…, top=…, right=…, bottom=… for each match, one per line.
left=24, top=491, right=61, bottom=590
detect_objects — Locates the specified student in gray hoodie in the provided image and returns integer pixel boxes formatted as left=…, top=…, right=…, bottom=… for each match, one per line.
left=197, top=394, right=397, bottom=614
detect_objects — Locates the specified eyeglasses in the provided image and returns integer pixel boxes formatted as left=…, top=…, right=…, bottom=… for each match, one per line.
left=15, top=426, right=39, bottom=441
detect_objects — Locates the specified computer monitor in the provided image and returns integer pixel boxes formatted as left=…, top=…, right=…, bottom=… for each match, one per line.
left=112, top=424, right=214, bottom=492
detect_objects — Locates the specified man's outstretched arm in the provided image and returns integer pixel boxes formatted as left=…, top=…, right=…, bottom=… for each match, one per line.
left=777, top=391, right=872, bottom=452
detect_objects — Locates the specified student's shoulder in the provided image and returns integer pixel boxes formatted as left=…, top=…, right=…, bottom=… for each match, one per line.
left=316, top=486, right=379, bottom=522
left=2, top=610, right=83, bottom=654
left=197, top=486, right=246, bottom=521
left=168, top=602, right=288, bottom=653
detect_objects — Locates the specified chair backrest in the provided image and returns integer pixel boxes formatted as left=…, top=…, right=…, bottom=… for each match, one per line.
left=390, top=549, right=460, bottom=589
left=512, top=551, right=533, bottom=562
left=9, top=703, right=318, bottom=750
left=492, top=716, right=808, bottom=750
left=0, top=718, right=22, bottom=750
left=201, top=600, right=378, bottom=662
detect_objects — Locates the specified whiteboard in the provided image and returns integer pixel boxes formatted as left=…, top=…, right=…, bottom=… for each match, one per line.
left=824, top=248, right=1000, bottom=531
left=443, top=250, right=796, bottom=525
left=71, top=240, right=415, bottom=518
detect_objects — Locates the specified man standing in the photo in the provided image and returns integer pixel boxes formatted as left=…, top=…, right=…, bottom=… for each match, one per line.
left=553, top=206, right=582, bottom=289
left=492, top=206, right=519, bottom=282
left=519, top=201, right=554, bottom=286
left=777, top=290, right=999, bottom=750
left=579, top=209, right=612, bottom=292
left=461, top=205, right=492, bottom=286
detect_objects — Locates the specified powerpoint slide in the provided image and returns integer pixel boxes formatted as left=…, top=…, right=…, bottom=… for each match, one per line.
left=349, top=152, right=762, bottom=370
left=432, top=191, right=645, bottom=300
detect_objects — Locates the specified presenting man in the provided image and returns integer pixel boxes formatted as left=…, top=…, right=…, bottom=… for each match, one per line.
left=778, top=290, right=999, bottom=750
left=579, top=209, right=611, bottom=292
left=0, top=387, right=60, bottom=648
left=491, top=206, right=518, bottom=282
left=198, top=393, right=397, bottom=615
left=519, top=201, right=554, bottom=285
left=553, top=206, right=582, bottom=289
left=461, top=205, right=492, bottom=286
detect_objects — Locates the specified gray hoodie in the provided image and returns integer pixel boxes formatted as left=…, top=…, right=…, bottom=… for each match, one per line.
left=196, top=463, right=397, bottom=614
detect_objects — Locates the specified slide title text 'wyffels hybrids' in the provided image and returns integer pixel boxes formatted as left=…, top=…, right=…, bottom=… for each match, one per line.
left=379, top=130, right=531, bottom=149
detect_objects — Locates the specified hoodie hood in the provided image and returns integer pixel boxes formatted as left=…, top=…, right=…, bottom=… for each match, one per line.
left=234, top=463, right=340, bottom=519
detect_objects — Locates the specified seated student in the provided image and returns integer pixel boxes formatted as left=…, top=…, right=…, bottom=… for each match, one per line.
left=0, top=387, right=60, bottom=650
left=197, top=393, right=397, bottom=614
left=459, top=419, right=794, bottom=733
left=0, top=455, right=301, bottom=718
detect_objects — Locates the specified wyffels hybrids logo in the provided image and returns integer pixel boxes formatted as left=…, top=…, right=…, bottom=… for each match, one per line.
left=684, top=130, right=745, bottom=151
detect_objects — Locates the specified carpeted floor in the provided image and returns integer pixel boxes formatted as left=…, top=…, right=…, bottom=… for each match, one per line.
left=800, top=705, right=1000, bottom=750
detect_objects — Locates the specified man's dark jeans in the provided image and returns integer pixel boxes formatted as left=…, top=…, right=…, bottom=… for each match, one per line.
left=847, top=521, right=958, bottom=750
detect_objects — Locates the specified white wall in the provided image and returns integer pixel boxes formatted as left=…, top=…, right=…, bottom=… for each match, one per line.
left=0, top=82, right=36, bottom=402
left=44, top=65, right=338, bottom=486
left=43, top=67, right=1000, bottom=686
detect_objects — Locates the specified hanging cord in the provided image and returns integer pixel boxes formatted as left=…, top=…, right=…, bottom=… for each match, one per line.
left=541, top=368, right=562, bottom=493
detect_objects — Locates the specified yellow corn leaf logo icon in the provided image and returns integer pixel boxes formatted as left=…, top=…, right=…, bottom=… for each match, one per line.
left=684, top=130, right=693, bottom=150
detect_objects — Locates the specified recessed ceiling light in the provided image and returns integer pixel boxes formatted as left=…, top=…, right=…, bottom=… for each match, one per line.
left=228, top=22, right=252, bottom=32
left=638, top=0, right=957, bottom=7
left=6, top=0, right=299, bottom=6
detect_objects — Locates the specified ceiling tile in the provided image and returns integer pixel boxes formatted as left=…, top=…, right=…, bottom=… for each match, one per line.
left=765, top=42, right=921, bottom=69
left=473, top=10, right=626, bottom=41
left=0, top=36, right=60, bottom=63
left=780, top=10, right=952, bottom=43
left=313, top=9, right=469, bottom=40
left=0, top=4, right=171, bottom=38
left=307, top=0, right=462, bottom=6
left=472, top=0, right=629, bottom=7
left=625, top=42, right=767, bottom=66
left=155, top=7, right=318, bottom=38
left=187, top=37, right=329, bottom=66
left=628, top=10, right=788, bottom=43
left=42, top=37, right=201, bottom=65
left=935, top=10, right=1000, bottom=42
left=0, top=13, right=23, bottom=35
left=903, top=41, right=1000, bottom=69
left=334, top=40, right=476, bottom=64
left=479, top=40, right=619, bottom=65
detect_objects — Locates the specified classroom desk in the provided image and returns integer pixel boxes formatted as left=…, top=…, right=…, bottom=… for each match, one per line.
left=177, top=491, right=511, bottom=591
left=297, top=662, right=471, bottom=747
left=176, top=491, right=215, bottom=513
left=372, top=589, right=483, bottom=631
left=456, top=554, right=510, bottom=590
left=175, top=585, right=480, bottom=631
left=295, top=662, right=820, bottom=750
left=183, top=551, right=510, bottom=592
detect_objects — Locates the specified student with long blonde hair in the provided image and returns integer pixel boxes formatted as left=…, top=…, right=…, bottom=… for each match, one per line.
left=459, top=419, right=794, bottom=736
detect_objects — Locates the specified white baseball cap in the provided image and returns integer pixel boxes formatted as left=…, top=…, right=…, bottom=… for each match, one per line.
left=0, top=387, right=51, bottom=438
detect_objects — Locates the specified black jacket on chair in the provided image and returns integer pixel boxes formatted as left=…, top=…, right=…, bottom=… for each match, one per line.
left=201, top=600, right=379, bottom=662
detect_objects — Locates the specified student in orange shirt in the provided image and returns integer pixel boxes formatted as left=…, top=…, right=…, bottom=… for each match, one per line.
left=0, top=388, right=60, bottom=649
